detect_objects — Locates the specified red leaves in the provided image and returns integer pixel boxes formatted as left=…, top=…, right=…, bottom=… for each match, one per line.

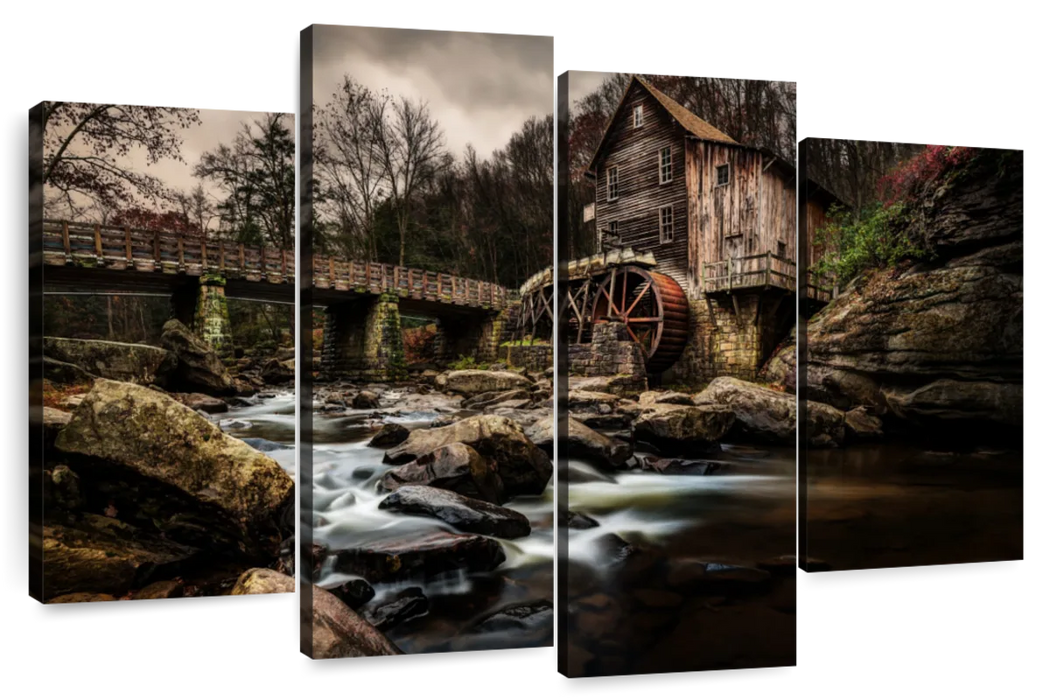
left=877, top=145, right=978, bottom=205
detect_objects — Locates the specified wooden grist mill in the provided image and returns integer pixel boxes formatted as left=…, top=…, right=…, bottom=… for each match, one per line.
left=564, top=249, right=688, bottom=374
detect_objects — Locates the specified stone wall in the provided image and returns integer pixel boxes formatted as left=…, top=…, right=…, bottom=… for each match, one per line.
left=435, top=304, right=517, bottom=366
left=666, top=292, right=791, bottom=384
left=503, top=343, right=552, bottom=373
left=321, top=293, right=407, bottom=381
left=568, top=322, right=648, bottom=393
left=193, top=273, right=234, bottom=358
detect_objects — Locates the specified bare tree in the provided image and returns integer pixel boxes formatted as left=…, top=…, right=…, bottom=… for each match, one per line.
left=41, top=102, right=200, bottom=217
left=374, top=96, right=446, bottom=267
left=176, top=182, right=218, bottom=234
left=314, top=77, right=389, bottom=259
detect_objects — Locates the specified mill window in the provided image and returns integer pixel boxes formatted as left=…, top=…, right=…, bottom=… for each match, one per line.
left=659, top=205, right=674, bottom=243
left=659, top=147, right=672, bottom=184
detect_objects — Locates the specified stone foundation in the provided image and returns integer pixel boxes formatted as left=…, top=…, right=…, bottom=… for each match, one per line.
left=193, top=273, right=234, bottom=358
left=435, top=304, right=516, bottom=366
left=568, top=322, right=648, bottom=393
left=666, top=292, right=792, bottom=384
left=502, top=343, right=552, bottom=373
left=321, top=293, right=407, bottom=381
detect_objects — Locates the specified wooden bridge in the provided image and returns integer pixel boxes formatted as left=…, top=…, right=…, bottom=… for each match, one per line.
left=42, top=220, right=511, bottom=314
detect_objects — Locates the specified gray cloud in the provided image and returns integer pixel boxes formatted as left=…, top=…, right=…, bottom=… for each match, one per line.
left=567, top=70, right=616, bottom=108
left=310, top=25, right=553, bottom=159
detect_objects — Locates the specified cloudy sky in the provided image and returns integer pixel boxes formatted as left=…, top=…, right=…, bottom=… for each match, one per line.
left=310, top=25, right=553, bottom=159
left=567, top=70, right=616, bottom=107
left=45, top=107, right=291, bottom=217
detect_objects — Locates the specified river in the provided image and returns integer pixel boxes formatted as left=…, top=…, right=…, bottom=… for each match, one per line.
left=308, top=386, right=554, bottom=654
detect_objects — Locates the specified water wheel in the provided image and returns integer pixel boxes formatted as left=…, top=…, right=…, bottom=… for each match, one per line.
left=590, top=265, right=688, bottom=374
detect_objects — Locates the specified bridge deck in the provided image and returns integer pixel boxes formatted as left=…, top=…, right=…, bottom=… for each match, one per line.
left=43, top=220, right=512, bottom=312
left=701, top=253, right=796, bottom=295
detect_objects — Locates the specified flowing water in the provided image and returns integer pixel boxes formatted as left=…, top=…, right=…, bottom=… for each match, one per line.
left=309, top=388, right=554, bottom=653
left=220, top=390, right=297, bottom=475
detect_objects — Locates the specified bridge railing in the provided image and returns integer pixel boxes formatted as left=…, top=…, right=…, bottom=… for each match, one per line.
left=312, top=255, right=510, bottom=310
left=41, top=219, right=294, bottom=284
left=701, top=252, right=796, bottom=294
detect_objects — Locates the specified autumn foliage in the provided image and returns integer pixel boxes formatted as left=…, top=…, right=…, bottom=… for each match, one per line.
left=877, top=145, right=979, bottom=205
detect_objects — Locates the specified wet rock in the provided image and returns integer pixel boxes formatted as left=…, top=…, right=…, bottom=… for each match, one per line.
left=351, top=466, right=376, bottom=481
left=561, top=510, right=599, bottom=530
left=328, top=578, right=376, bottom=610
left=159, top=320, right=236, bottom=396
left=884, top=379, right=1022, bottom=429
left=524, top=416, right=553, bottom=456
left=365, top=587, right=429, bottom=631
left=638, top=390, right=694, bottom=406
left=569, top=375, right=645, bottom=399
left=353, top=390, right=380, bottom=409
left=42, top=514, right=199, bottom=599
left=175, top=392, right=229, bottom=414
left=592, top=533, right=636, bottom=565
left=575, top=413, right=633, bottom=432
left=54, top=380, right=294, bottom=557
left=471, top=598, right=553, bottom=634
left=384, top=415, right=552, bottom=499
left=332, top=531, right=506, bottom=584
left=42, top=405, right=73, bottom=442
left=666, top=559, right=772, bottom=592
left=567, top=417, right=631, bottom=468
left=379, top=485, right=531, bottom=539
left=643, top=457, right=722, bottom=475
left=844, top=407, right=883, bottom=440
left=308, top=584, right=401, bottom=658
left=239, top=437, right=287, bottom=452
left=47, top=465, right=83, bottom=511
left=463, top=388, right=532, bottom=410
left=133, top=580, right=184, bottom=599
left=368, top=423, right=410, bottom=448
left=693, top=377, right=795, bottom=445
left=230, top=568, right=295, bottom=595
left=379, top=443, right=505, bottom=504
left=631, top=405, right=734, bottom=456
left=260, top=358, right=295, bottom=384
left=48, top=592, right=118, bottom=604
left=568, top=389, right=620, bottom=413
left=807, top=401, right=846, bottom=447
left=44, top=337, right=174, bottom=386
left=444, top=370, right=532, bottom=398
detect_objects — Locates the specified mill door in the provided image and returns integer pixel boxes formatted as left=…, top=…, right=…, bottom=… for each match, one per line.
left=724, top=234, right=744, bottom=287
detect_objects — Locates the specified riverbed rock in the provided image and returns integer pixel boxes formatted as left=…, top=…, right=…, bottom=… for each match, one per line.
left=368, top=423, right=410, bottom=448
left=352, top=390, right=380, bottom=409
left=308, top=584, right=401, bottom=658
left=470, top=598, right=553, bottom=637
left=47, top=464, right=83, bottom=511
left=806, top=400, right=847, bottom=447
left=379, top=443, right=505, bottom=504
left=48, top=592, right=118, bottom=604
left=42, top=514, right=199, bottom=599
left=666, top=559, right=771, bottom=592
left=844, top=406, right=883, bottom=440
left=327, top=578, right=376, bottom=610
left=444, top=370, right=532, bottom=398
left=463, top=388, right=532, bottom=410
left=693, top=377, right=795, bottom=445
left=638, top=390, right=694, bottom=406
left=42, top=406, right=72, bottom=449
left=806, top=152, right=1022, bottom=433
left=570, top=375, right=645, bottom=399
left=159, top=319, right=236, bottom=396
left=379, top=485, right=531, bottom=539
left=631, top=405, right=734, bottom=456
left=43, top=337, right=174, bottom=386
left=759, top=329, right=796, bottom=392
left=365, top=587, right=429, bottom=631
left=133, top=580, right=185, bottom=599
left=174, top=392, right=229, bottom=414
left=383, top=415, right=552, bottom=499
left=524, top=416, right=553, bottom=456
left=643, top=457, right=722, bottom=475
left=260, top=358, right=295, bottom=385
left=44, top=356, right=97, bottom=385
left=568, top=389, right=621, bottom=413
left=331, top=531, right=506, bottom=583
left=561, top=510, right=600, bottom=530
left=54, top=379, right=294, bottom=556
left=564, top=462, right=617, bottom=484
left=567, top=417, right=631, bottom=468
left=230, top=568, right=295, bottom=595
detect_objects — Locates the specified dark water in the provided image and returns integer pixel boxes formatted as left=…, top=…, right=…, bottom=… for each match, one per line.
left=309, top=388, right=554, bottom=654
left=561, top=439, right=1022, bottom=675
left=220, top=391, right=297, bottom=475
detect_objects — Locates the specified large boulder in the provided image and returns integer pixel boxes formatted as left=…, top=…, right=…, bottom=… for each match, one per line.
left=54, top=379, right=294, bottom=556
left=44, top=357, right=97, bottom=385
left=378, top=443, right=505, bottom=504
left=631, top=405, right=735, bottom=456
left=260, top=358, right=295, bottom=385
left=383, top=415, right=552, bottom=499
left=229, top=570, right=401, bottom=663
left=43, top=337, right=175, bottom=386
left=42, top=514, right=198, bottom=599
left=569, top=375, right=645, bottom=399
left=759, top=329, right=796, bottom=392
left=379, top=485, right=531, bottom=539
left=42, top=406, right=72, bottom=450
left=806, top=401, right=846, bottom=447
left=693, top=377, right=795, bottom=445
left=444, top=370, right=532, bottom=398
left=331, top=531, right=506, bottom=583
left=567, top=417, right=632, bottom=468
left=159, top=319, right=236, bottom=396
left=806, top=152, right=1022, bottom=433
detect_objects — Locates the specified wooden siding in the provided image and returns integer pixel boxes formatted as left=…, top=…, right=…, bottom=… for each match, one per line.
left=805, top=197, right=831, bottom=267
left=760, top=165, right=796, bottom=263
left=594, top=82, right=690, bottom=288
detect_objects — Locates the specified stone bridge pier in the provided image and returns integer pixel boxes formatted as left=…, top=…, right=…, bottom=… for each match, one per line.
left=320, top=294, right=518, bottom=380
left=170, top=273, right=234, bottom=357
